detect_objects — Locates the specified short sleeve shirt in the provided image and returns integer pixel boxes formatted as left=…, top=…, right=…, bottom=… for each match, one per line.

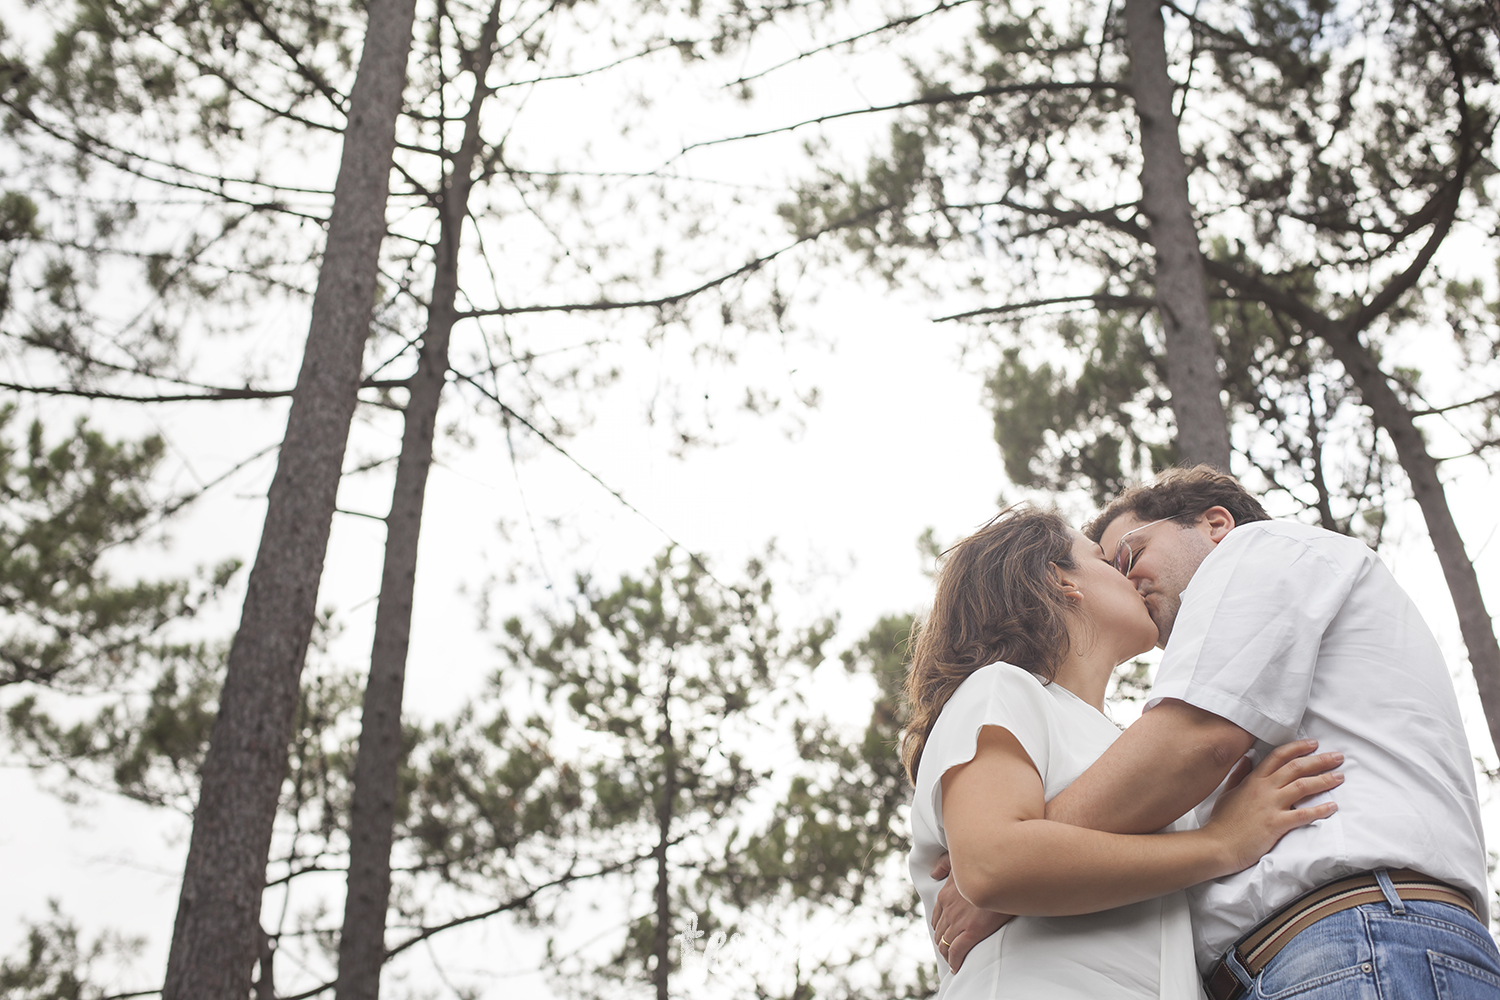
left=909, top=663, right=1203, bottom=999
left=1147, top=520, right=1488, bottom=970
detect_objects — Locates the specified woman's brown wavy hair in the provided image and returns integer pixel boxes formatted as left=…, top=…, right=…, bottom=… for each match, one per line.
left=900, top=505, right=1078, bottom=785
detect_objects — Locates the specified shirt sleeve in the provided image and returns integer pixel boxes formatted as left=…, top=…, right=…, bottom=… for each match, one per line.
left=923, top=663, right=1056, bottom=826
left=1147, top=525, right=1368, bottom=745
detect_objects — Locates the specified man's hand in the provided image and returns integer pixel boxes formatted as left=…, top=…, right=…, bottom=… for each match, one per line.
left=1203, top=739, right=1341, bottom=872
left=930, top=854, right=1011, bottom=972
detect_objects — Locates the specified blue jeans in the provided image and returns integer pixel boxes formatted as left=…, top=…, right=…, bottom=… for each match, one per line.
left=1249, top=876, right=1500, bottom=998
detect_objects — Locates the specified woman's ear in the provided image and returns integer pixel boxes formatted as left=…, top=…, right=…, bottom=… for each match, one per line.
left=1050, top=562, right=1083, bottom=601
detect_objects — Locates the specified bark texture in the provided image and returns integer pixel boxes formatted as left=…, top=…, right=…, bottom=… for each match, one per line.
left=161, top=1, right=418, bottom=996
left=652, top=665, right=677, bottom=1000
left=332, top=4, right=503, bottom=997
left=1123, top=0, right=1232, bottom=470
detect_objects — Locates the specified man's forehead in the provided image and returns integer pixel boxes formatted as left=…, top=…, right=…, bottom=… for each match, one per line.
left=1099, top=512, right=1153, bottom=549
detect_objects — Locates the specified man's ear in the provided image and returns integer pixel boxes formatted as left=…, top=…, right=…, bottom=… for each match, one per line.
left=1201, top=506, right=1236, bottom=544
left=1050, top=562, right=1083, bottom=600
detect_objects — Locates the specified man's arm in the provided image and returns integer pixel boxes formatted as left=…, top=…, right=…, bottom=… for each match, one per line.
left=1046, top=698, right=1254, bottom=831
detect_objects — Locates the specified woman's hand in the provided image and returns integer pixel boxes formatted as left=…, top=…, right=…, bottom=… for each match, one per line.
left=1204, top=739, right=1342, bottom=874
left=930, top=853, right=1012, bottom=972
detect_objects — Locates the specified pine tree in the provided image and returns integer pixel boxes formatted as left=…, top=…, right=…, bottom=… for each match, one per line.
left=333, top=0, right=501, bottom=992
left=161, top=0, right=419, bottom=993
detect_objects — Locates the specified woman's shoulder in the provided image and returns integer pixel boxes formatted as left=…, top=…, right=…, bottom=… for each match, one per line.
left=952, top=661, right=1050, bottom=700
left=915, top=662, right=1060, bottom=797
left=932, top=662, right=1058, bottom=741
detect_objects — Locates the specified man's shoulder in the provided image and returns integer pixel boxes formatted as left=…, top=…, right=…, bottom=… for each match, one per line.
left=1224, top=519, right=1374, bottom=559
left=1196, top=520, right=1378, bottom=593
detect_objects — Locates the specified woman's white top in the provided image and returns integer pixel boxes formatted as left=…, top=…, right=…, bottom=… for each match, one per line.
left=908, top=662, right=1204, bottom=1000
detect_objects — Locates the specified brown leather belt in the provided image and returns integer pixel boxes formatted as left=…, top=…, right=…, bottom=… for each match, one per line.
left=1204, top=869, right=1480, bottom=1000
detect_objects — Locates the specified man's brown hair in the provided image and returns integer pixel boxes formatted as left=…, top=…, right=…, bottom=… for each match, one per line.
left=900, top=505, right=1079, bottom=785
left=1083, top=465, right=1271, bottom=542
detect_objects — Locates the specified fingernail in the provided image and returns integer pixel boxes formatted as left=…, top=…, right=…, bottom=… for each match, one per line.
left=1331, top=752, right=1344, bottom=763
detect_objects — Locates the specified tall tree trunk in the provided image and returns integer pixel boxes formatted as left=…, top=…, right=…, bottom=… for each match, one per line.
left=653, top=665, right=677, bottom=1000
left=333, top=4, right=503, bottom=998
left=1123, top=0, right=1233, bottom=470
left=1320, top=323, right=1500, bottom=755
left=161, top=1, right=418, bottom=996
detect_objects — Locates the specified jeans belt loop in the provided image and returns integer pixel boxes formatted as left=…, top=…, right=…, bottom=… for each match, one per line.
left=1374, top=868, right=1406, bottom=914
left=1224, top=946, right=1255, bottom=991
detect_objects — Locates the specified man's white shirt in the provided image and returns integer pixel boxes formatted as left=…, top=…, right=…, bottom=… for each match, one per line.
left=1146, top=519, right=1488, bottom=971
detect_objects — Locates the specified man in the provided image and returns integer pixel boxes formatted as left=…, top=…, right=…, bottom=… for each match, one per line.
left=929, top=466, right=1497, bottom=998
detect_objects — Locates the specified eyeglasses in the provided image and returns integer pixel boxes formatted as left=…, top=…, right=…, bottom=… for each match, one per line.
left=1110, top=515, right=1183, bottom=576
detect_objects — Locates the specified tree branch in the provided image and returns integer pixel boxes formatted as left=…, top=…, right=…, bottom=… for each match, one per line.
left=384, top=846, right=672, bottom=961
left=235, top=0, right=350, bottom=115
left=1201, top=258, right=1325, bottom=331
left=1340, top=0, right=1477, bottom=336
left=0, top=96, right=331, bottom=220
left=671, top=80, right=1119, bottom=160
left=726, top=0, right=979, bottom=89
left=274, top=851, right=669, bottom=1000
left=946, top=196, right=1151, bottom=243
left=460, top=200, right=891, bottom=319
left=0, top=381, right=289, bottom=403
left=0, top=378, right=409, bottom=404
left=934, top=292, right=1154, bottom=322
left=1409, top=387, right=1500, bottom=417
left=137, top=15, right=344, bottom=135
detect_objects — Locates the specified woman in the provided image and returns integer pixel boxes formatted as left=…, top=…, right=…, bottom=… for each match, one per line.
left=904, top=506, right=1342, bottom=999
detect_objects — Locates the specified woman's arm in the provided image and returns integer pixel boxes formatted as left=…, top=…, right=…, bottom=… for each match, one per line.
left=943, top=726, right=1341, bottom=916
